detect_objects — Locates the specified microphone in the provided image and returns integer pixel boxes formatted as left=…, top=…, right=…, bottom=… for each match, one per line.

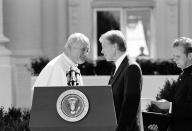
left=66, top=67, right=81, bottom=86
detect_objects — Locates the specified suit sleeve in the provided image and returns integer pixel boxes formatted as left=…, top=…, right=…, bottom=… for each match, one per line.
left=117, top=64, right=142, bottom=131
left=172, top=78, right=192, bottom=119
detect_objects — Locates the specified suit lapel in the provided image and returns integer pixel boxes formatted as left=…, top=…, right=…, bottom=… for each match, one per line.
left=110, top=56, right=129, bottom=85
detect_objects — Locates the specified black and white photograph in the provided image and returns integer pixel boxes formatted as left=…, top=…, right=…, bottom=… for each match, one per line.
left=0, top=0, right=192, bottom=131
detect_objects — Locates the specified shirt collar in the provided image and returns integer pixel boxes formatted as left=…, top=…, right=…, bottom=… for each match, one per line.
left=114, top=53, right=127, bottom=72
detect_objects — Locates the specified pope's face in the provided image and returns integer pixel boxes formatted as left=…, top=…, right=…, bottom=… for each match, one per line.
left=173, top=46, right=190, bottom=69
left=70, top=43, right=89, bottom=64
left=101, top=39, right=116, bottom=61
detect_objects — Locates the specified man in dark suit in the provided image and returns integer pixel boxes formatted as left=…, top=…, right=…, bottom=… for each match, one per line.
left=150, top=37, right=192, bottom=131
left=99, top=30, right=143, bottom=131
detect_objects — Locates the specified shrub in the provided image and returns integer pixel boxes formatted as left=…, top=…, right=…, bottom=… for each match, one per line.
left=29, top=57, right=181, bottom=75
left=0, top=107, right=30, bottom=131
left=136, top=58, right=181, bottom=75
left=153, top=59, right=181, bottom=75
left=29, top=57, right=114, bottom=76
left=136, top=58, right=156, bottom=75
left=146, top=79, right=177, bottom=113
left=95, top=60, right=114, bottom=75
left=30, top=57, right=49, bottom=76
left=78, top=60, right=96, bottom=75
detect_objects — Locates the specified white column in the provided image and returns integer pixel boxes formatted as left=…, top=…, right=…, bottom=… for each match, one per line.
left=179, top=0, right=192, bottom=38
left=68, top=0, right=93, bottom=59
left=41, top=0, right=57, bottom=58
left=0, top=0, right=12, bottom=109
left=3, top=0, right=42, bottom=57
left=68, top=0, right=80, bottom=35
left=3, top=0, right=42, bottom=108
left=165, top=0, right=178, bottom=58
left=153, top=0, right=178, bottom=59
left=41, top=0, right=69, bottom=58
left=56, top=0, right=68, bottom=55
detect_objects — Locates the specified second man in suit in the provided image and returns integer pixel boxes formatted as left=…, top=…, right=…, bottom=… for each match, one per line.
left=99, top=30, right=143, bottom=131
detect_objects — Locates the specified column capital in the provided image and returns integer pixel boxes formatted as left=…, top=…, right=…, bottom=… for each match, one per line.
left=0, top=0, right=11, bottom=56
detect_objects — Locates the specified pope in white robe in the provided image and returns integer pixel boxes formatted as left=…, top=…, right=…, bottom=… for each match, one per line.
left=33, top=33, right=90, bottom=88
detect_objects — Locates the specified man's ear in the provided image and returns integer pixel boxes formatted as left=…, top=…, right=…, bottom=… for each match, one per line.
left=188, top=53, right=192, bottom=60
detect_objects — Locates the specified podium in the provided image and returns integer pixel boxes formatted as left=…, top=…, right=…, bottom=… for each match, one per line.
left=29, top=86, right=117, bottom=131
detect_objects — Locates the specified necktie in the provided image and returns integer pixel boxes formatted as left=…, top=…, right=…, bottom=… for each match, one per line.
left=108, top=64, right=116, bottom=85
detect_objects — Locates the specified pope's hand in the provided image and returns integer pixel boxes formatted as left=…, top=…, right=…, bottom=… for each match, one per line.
left=151, top=99, right=170, bottom=110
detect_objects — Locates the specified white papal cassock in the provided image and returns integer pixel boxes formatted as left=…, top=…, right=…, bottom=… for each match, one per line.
left=33, top=53, right=83, bottom=88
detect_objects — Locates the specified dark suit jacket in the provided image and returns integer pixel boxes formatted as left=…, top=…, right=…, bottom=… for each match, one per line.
left=169, top=65, right=192, bottom=131
left=109, top=56, right=142, bottom=131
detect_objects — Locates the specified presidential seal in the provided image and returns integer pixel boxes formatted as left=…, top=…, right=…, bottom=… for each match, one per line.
left=56, top=89, right=89, bottom=122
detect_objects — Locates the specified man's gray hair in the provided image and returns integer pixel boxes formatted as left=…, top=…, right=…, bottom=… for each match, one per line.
left=65, top=33, right=90, bottom=49
left=99, top=30, right=127, bottom=52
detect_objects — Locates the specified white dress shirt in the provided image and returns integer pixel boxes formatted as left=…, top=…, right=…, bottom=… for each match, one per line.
left=114, top=53, right=127, bottom=74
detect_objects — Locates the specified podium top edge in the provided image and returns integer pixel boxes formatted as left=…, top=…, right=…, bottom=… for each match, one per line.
left=34, top=85, right=111, bottom=88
